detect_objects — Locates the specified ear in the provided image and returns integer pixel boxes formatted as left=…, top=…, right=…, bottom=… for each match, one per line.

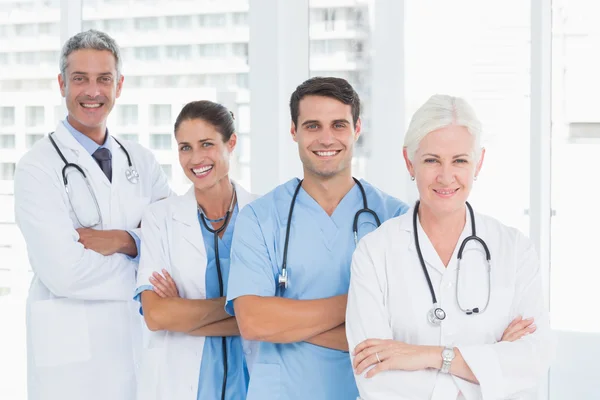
left=403, top=147, right=415, bottom=178
left=354, top=117, right=362, bottom=141
left=116, top=75, right=124, bottom=98
left=475, top=147, right=485, bottom=178
left=227, top=133, right=238, bottom=153
left=58, top=73, right=66, bottom=97
left=291, top=121, right=298, bottom=143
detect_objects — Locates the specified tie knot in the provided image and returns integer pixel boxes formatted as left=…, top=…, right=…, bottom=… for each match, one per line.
left=92, top=147, right=112, bottom=162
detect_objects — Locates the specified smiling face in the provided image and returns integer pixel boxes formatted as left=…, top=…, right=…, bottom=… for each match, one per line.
left=404, top=124, right=485, bottom=216
left=291, top=95, right=361, bottom=180
left=58, top=49, right=123, bottom=136
left=176, top=118, right=236, bottom=191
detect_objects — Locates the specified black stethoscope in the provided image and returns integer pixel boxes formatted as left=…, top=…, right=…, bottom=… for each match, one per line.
left=197, top=187, right=236, bottom=400
left=48, top=132, right=139, bottom=228
left=278, top=177, right=381, bottom=291
left=413, top=201, right=491, bottom=325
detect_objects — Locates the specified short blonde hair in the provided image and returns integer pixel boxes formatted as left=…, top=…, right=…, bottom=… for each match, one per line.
left=404, top=94, right=483, bottom=161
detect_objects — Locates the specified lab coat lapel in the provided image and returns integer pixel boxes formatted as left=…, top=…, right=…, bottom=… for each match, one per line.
left=53, top=123, right=112, bottom=228
left=172, top=187, right=206, bottom=256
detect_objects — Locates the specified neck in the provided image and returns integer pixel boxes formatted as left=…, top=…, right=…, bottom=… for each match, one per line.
left=301, top=169, right=355, bottom=216
left=418, top=202, right=467, bottom=239
left=196, top=177, right=235, bottom=220
left=67, top=115, right=107, bottom=145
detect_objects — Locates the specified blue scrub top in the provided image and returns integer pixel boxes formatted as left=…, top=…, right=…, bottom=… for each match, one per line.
left=197, top=204, right=248, bottom=400
left=225, top=178, right=409, bottom=400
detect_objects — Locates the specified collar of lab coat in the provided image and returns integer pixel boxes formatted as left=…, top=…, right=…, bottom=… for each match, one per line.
left=53, top=121, right=115, bottom=188
left=399, top=203, right=474, bottom=275
left=171, top=182, right=254, bottom=253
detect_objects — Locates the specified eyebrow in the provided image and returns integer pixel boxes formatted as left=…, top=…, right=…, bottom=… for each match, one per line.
left=301, top=118, right=351, bottom=127
left=422, top=153, right=471, bottom=159
left=70, top=72, right=114, bottom=76
left=178, top=138, right=212, bottom=145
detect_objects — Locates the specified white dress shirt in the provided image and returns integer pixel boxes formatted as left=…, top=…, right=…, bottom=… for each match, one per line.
left=346, top=206, right=555, bottom=400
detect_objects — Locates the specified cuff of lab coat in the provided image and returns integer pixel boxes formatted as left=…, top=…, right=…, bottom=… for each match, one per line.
left=126, top=230, right=141, bottom=262
left=133, top=285, right=153, bottom=315
left=456, top=344, right=502, bottom=400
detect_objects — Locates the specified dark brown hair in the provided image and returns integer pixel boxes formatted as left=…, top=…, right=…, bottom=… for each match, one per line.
left=174, top=100, right=235, bottom=141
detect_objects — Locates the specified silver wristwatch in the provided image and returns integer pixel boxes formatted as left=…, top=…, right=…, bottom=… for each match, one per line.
left=440, top=346, right=455, bottom=374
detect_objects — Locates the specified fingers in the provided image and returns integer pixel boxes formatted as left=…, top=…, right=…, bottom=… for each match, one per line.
left=162, top=269, right=178, bottom=292
left=152, top=284, right=168, bottom=298
left=502, top=316, right=536, bottom=342
left=353, top=339, right=384, bottom=356
left=354, top=347, right=386, bottom=375
left=365, top=358, right=392, bottom=378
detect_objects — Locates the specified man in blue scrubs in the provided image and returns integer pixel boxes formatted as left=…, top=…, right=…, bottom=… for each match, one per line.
left=226, top=77, right=410, bottom=400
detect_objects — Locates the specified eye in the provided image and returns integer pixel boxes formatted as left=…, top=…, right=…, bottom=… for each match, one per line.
left=424, top=158, right=439, bottom=164
left=454, top=159, right=468, bottom=164
left=179, top=144, right=191, bottom=151
left=72, top=76, right=84, bottom=82
left=334, top=122, right=347, bottom=129
left=100, top=76, right=112, bottom=83
left=306, top=124, right=318, bottom=130
left=202, top=142, right=213, bottom=148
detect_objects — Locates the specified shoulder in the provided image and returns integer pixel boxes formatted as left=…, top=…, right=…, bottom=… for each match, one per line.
left=476, top=211, right=526, bottom=245
left=16, top=136, right=54, bottom=170
left=243, top=179, right=298, bottom=217
left=360, top=180, right=411, bottom=220
left=144, top=193, right=184, bottom=219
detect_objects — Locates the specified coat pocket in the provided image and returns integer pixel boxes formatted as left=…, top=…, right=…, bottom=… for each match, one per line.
left=29, top=299, right=91, bottom=367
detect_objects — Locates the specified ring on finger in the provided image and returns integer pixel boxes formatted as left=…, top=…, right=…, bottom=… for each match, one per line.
left=375, top=352, right=381, bottom=363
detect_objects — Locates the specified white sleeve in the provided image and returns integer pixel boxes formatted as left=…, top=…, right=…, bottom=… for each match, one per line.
left=456, top=233, right=556, bottom=399
left=346, top=236, right=398, bottom=400
left=14, top=162, right=136, bottom=301
left=135, top=205, right=172, bottom=296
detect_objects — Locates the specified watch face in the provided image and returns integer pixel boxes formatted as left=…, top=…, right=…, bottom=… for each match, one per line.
left=442, top=348, right=455, bottom=360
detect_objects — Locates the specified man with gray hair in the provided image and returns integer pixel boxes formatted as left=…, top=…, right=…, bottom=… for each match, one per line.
left=14, top=29, right=172, bottom=400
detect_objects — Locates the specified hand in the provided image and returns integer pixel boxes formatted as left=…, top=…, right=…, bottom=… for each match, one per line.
left=76, top=228, right=122, bottom=256
left=501, top=316, right=536, bottom=342
left=353, top=339, right=434, bottom=378
left=150, top=269, right=180, bottom=298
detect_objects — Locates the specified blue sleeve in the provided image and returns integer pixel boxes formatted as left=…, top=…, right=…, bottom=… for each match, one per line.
left=394, top=200, right=411, bottom=217
left=133, top=285, right=153, bottom=315
left=126, top=230, right=141, bottom=262
left=225, top=205, right=277, bottom=316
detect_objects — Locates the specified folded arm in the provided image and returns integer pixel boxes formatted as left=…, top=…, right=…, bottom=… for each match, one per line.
left=234, top=294, right=347, bottom=343
left=189, top=317, right=240, bottom=337
left=14, top=163, right=137, bottom=301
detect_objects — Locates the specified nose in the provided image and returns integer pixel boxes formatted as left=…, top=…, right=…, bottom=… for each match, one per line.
left=318, top=127, right=335, bottom=146
left=436, top=163, right=455, bottom=185
left=83, top=81, right=102, bottom=98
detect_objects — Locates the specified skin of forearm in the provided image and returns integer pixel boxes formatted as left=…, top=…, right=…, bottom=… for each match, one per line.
left=305, top=323, right=348, bottom=351
left=142, top=292, right=230, bottom=332
left=426, top=346, right=479, bottom=384
left=235, top=294, right=347, bottom=343
left=189, top=317, right=240, bottom=337
left=115, top=230, right=138, bottom=257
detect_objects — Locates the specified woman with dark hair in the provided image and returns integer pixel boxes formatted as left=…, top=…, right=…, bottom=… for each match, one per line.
left=134, top=100, right=257, bottom=400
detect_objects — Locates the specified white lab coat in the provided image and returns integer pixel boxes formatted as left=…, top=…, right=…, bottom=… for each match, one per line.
left=14, top=122, right=172, bottom=400
left=346, top=206, right=555, bottom=400
left=135, top=183, right=258, bottom=400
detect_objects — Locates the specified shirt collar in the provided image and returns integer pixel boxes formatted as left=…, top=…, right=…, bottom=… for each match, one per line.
left=62, top=117, right=110, bottom=156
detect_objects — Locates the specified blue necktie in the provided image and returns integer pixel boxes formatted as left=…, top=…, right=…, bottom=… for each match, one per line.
left=92, top=147, right=112, bottom=182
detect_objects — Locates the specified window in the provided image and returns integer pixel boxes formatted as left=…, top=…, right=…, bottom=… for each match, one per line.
left=160, top=164, right=172, bottom=179
left=25, top=106, right=45, bottom=127
left=166, top=15, right=192, bottom=29
left=38, top=22, right=59, bottom=36
left=198, top=44, right=227, bottom=58
left=0, top=163, right=15, bottom=180
left=104, top=19, right=127, bottom=32
left=198, top=13, right=226, bottom=28
left=232, top=12, right=248, bottom=26
left=166, top=45, right=192, bottom=61
left=150, top=134, right=172, bottom=150
left=117, top=105, right=138, bottom=126
left=14, top=23, right=36, bottom=36
left=15, top=52, right=37, bottom=65
left=150, top=105, right=171, bottom=126
left=0, top=134, right=15, bottom=149
left=26, top=134, right=44, bottom=148
left=0, top=53, right=8, bottom=65
left=237, top=73, right=249, bottom=89
left=134, top=17, right=159, bottom=31
left=232, top=43, right=248, bottom=58
left=134, top=46, right=160, bottom=61
left=0, top=107, right=15, bottom=126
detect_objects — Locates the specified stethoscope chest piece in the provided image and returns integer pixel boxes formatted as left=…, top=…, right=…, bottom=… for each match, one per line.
left=427, top=303, right=446, bottom=325
left=278, top=268, right=288, bottom=289
left=125, top=167, right=140, bottom=184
